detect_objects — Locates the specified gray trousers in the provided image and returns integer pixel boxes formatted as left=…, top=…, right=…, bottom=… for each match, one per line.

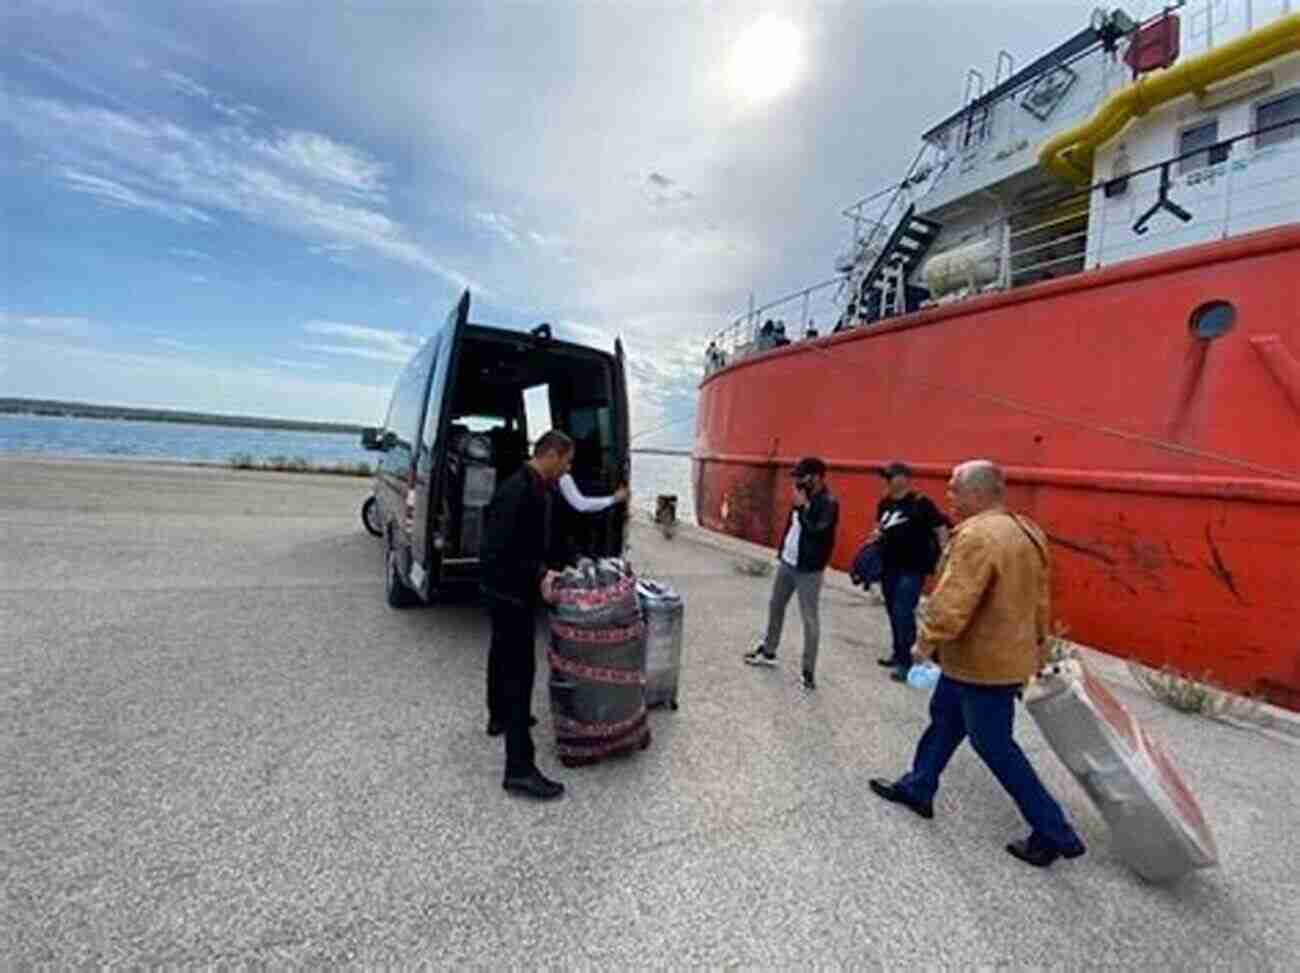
left=762, top=562, right=824, bottom=676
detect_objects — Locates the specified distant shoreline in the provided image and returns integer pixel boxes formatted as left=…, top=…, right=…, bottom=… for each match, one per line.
left=0, top=397, right=365, bottom=436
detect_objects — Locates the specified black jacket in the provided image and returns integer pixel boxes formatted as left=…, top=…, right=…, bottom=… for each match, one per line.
left=779, top=488, right=840, bottom=572
left=480, top=465, right=566, bottom=606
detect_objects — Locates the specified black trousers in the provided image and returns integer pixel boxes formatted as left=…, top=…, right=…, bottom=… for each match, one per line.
left=486, top=597, right=537, bottom=777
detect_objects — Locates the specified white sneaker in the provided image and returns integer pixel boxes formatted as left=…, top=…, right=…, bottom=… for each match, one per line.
left=743, top=646, right=777, bottom=667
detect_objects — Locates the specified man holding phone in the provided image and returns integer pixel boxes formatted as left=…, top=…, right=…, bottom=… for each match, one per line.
left=743, top=456, right=840, bottom=690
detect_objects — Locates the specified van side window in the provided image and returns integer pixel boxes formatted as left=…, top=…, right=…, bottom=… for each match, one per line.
left=382, top=337, right=437, bottom=477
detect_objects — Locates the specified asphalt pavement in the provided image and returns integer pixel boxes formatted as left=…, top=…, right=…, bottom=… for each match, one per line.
left=3, top=456, right=1297, bottom=966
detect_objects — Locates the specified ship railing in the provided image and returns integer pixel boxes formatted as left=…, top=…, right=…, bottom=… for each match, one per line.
left=703, top=277, right=845, bottom=374
left=925, top=1, right=1288, bottom=172
left=704, top=117, right=1299, bottom=374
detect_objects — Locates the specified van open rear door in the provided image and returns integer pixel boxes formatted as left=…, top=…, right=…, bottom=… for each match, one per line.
left=612, top=337, right=630, bottom=556
left=411, top=290, right=470, bottom=596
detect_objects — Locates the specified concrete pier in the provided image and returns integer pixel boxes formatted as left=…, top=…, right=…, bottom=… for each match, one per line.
left=3, top=457, right=1297, bottom=966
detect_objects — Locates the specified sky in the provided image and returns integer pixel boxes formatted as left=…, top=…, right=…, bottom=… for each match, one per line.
left=2, top=0, right=1089, bottom=447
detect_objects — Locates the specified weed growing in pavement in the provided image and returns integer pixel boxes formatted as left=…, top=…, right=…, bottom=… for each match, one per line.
left=1127, top=663, right=1269, bottom=726
left=733, top=557, right=772, bottom=577
left=227, top=454, right=371, bottom=477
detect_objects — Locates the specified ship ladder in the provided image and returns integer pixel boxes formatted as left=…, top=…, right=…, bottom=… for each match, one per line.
left=856, top=204, right=942, bottom=323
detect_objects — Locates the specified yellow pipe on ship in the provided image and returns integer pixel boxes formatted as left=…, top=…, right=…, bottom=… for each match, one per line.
left=1039, top=12, right=1300, bottom=185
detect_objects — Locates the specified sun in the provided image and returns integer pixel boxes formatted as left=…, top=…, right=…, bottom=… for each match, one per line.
left=728, top=17, right=802, bottom=101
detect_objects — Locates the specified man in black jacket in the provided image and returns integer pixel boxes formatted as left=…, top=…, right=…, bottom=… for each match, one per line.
left=480, top=429, right=574, bottom=801
left=744, top=456, right=840, bottom=690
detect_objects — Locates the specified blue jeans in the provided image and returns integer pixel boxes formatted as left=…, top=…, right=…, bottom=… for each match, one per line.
left=897, top=675, right=1080, bottom=850
left=881, top=570, right=923, bottom=669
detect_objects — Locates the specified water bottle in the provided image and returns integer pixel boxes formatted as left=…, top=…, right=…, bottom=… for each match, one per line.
left=906, top=661, right=941, bottom=691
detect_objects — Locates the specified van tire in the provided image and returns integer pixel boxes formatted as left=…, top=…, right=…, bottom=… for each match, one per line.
left=385, top=540, right=419, bottom=609
left=362, top=496, right=383, bottom=537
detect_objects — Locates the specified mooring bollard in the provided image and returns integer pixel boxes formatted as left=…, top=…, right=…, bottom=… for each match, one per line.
left=655, top=494, right=678, bottom=539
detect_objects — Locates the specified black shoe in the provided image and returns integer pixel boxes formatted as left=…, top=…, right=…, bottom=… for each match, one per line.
left=889, top=667, right=909, bottom=683
left=877, top=657, right=898, bottom=668
left=743, top=646, right=778, bottom=667
left=503, top=769, right=565, bottom=800
left=1005, top=833, right=1087, bottom=868
left=487, top=715, right=538, bottom=736
left=801, top=671, right=816, bottom=691
left=868, top=778, right=934, bottom=819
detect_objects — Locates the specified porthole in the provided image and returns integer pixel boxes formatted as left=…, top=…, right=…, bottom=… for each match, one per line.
left=1189, top=301, right=1235, bottom=340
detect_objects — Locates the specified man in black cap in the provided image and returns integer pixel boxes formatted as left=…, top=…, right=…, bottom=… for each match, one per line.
left=743, top=456, right=839, bottom=690
left=874, top=461, right=951, bottom=682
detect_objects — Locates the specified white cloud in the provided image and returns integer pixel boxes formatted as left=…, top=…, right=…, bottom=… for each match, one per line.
left=59, top=166, right=214, bottom=224
left=161, top=69, right=209, bottom=100
left=302, top=319, right=413, bottom=349
left=253, top=130, right=387, bottom=200
left=1, top=93, right=475, bottom=289
left=168, top=247, right=213, bottom=261
left=153, top=337, right=201, bottom=351
left=307, top=242, right=356, bottom=255
left=300, top=342, right=413, bottom=364
left=553, top=319, right=613, bottom=348
left=473, top=210, right=520, bottom=247
left=300, top=319, right=419, bottom=364
left=271, top=358, right=329, bottom=372
left=1, top=334, right=388, bottom=425
left=0, top=311, right=98, bottom=337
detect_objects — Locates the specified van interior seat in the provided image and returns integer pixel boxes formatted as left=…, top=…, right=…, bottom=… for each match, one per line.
left=489, top=427, right=526, bottom=478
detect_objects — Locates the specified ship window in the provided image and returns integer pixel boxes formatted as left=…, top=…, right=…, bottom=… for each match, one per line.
left=1256, top=91, right=1300, bottom=149
left=1178, top=120, right=1219, bottom=173
left=1189, top=301, right=1235, bottom=340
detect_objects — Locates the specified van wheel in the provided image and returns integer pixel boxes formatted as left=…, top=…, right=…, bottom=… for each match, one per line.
left=384, top=541, right=419, bottom=609
left=362, top=496, right=383, bottom=537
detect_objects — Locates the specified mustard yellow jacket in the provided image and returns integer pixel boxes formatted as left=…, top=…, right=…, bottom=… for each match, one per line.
left=918, top=508, right=1050, bottom=686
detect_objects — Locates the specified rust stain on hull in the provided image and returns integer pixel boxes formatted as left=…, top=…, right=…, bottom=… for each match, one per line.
left=1046, top=533, right=1118, bottom=566
left=1204, top=525, right=1245, bottom=605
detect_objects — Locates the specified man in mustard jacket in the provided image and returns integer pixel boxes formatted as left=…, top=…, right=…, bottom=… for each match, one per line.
left=868, top=460, right=1087, bottom=868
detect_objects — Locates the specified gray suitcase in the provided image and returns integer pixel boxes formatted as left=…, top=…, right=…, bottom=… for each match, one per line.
left=1024, top=659, right=1218, bottom=883
left=637, top=579, right=684, bottom=710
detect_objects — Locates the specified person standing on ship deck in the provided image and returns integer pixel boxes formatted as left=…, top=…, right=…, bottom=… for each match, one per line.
left=873, top=461, right=951, bottom=682
left=869, top=460, right=1087, bottom=869
left=743, top=457, right=839, bottom=690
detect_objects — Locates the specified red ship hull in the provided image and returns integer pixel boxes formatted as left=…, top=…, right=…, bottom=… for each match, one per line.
left=694, top=226, right=1300, bottom=709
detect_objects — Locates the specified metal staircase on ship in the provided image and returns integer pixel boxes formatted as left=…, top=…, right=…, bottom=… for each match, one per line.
left=853, top=204, right=942, bottom=323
